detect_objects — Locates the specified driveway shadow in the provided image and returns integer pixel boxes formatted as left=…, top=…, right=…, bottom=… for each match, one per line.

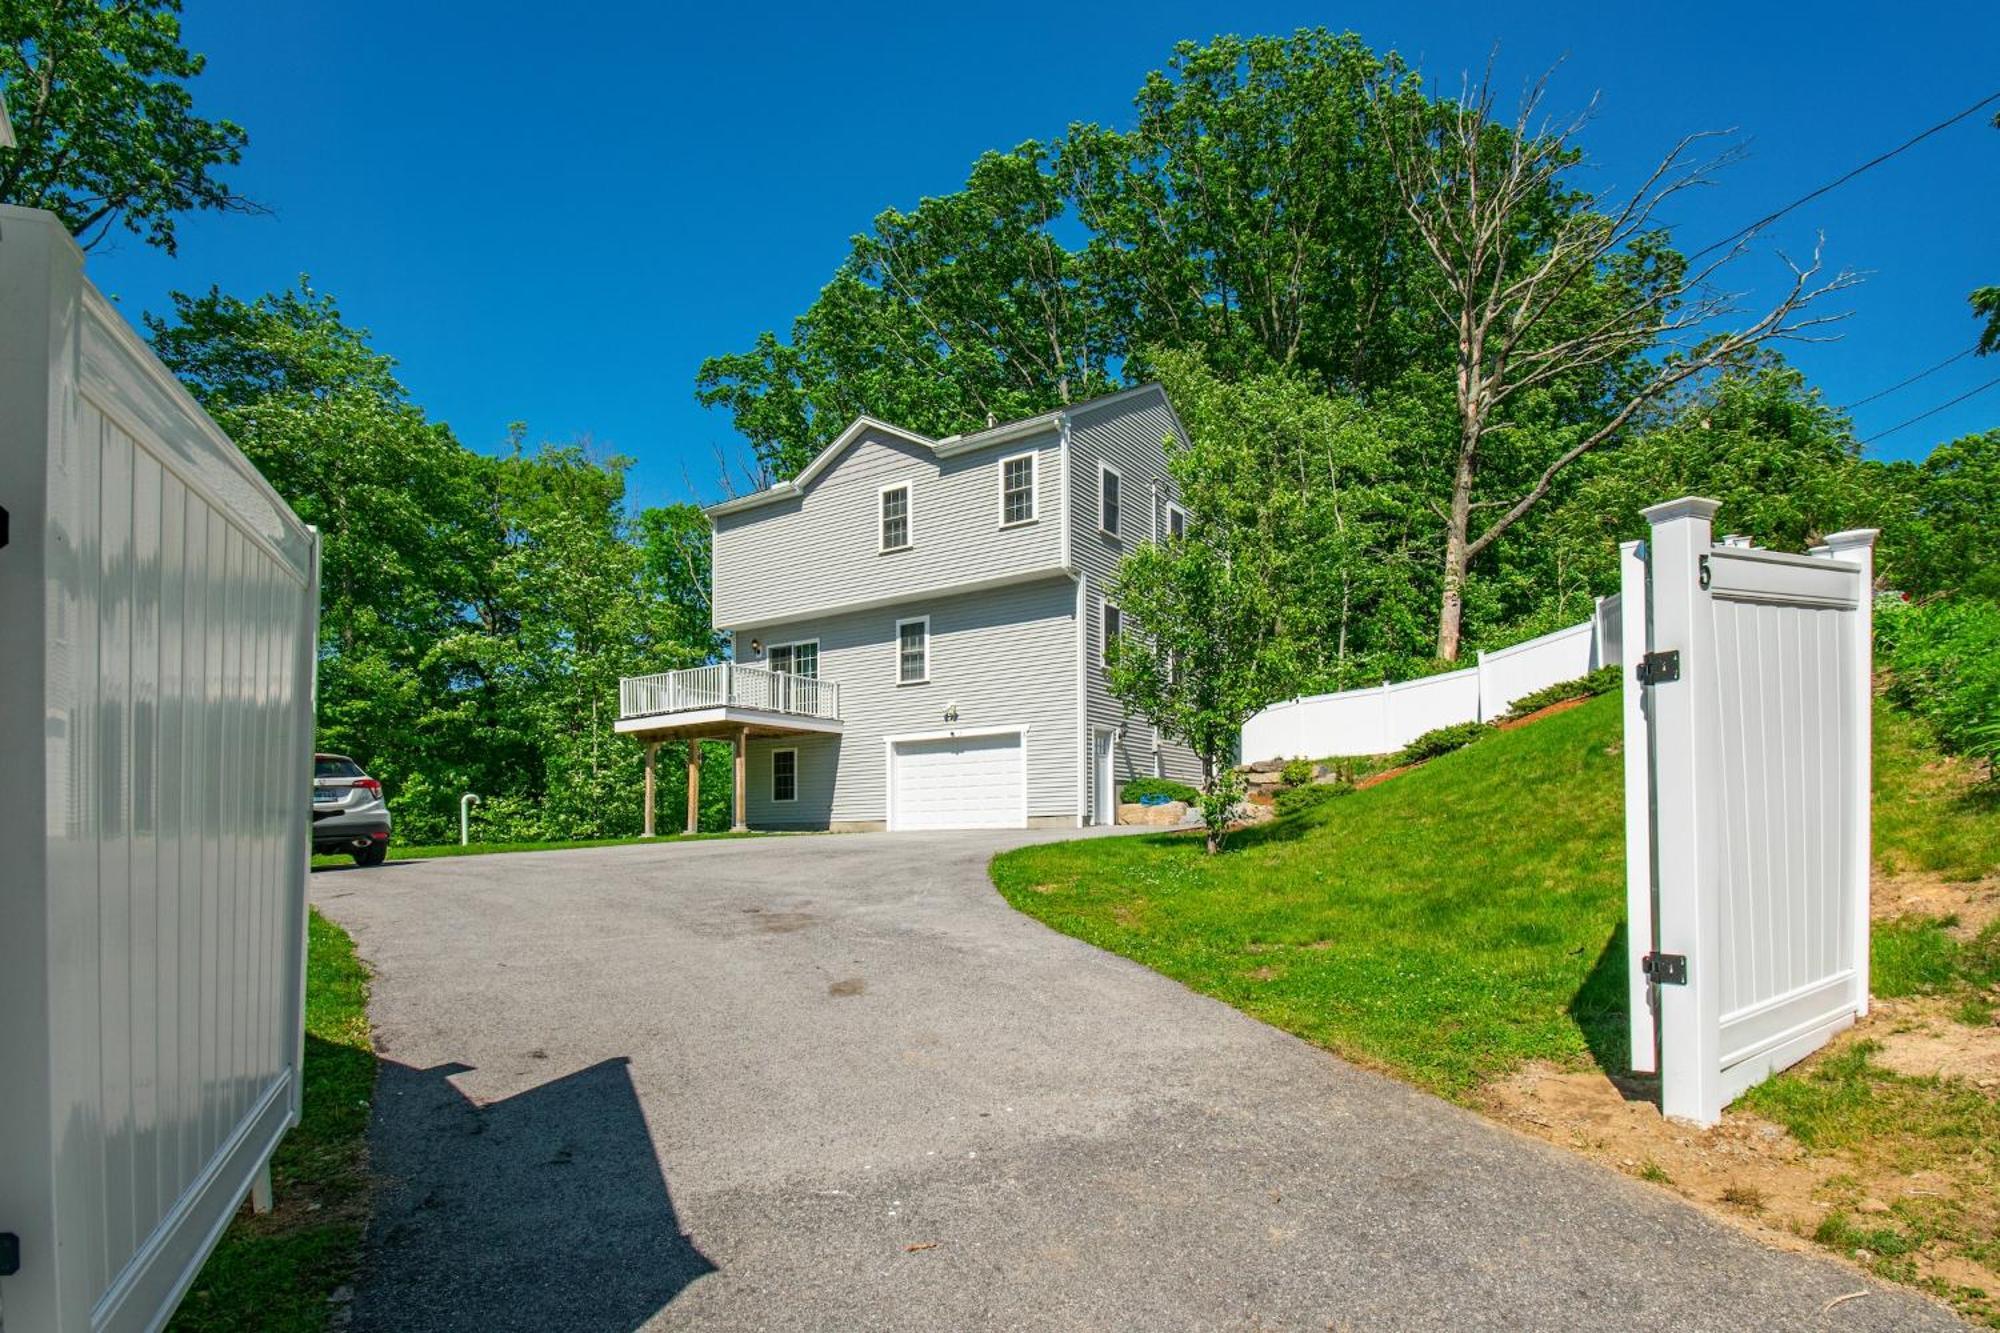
left=357, top=1056, right=713, bottom=1331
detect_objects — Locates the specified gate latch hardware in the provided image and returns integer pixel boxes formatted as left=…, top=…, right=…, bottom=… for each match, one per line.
left=0, top=1230, right=19, bottom=1276
left=1635, top=650, right=1680, bottom=686
left=1642, top=952, right=1688, bottom=986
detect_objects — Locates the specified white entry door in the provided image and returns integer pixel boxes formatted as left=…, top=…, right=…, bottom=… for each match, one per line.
left=889, top=731, right=1026, bottom=831
left=1092, top=729, right=1116, bottom=826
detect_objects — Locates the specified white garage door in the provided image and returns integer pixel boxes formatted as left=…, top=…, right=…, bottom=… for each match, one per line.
left=890, top=731, right=1026, bottom=831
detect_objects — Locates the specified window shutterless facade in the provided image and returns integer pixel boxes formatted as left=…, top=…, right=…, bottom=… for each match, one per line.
left=999, top=451, right=1036, bottom=526
left=1166, top=503, right=1187, bottom=540
left=896, top=615, right=930, bottom=684
left=880, top=482, right=911, bottom=552
left=1102, top=601, right=1122, bottom=667
left=1098, top=463, right=1121, bottom=536
left=772, top=748, right=798, bottom=802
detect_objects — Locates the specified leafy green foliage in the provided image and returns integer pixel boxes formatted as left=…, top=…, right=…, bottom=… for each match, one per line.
left=1498, top=666, right=1623, bottom=721
left=148, top=285, right=728, bottom=843
left=1396, top=721, right=1494, bottom=764
left=1877, top=596, right=2000, bottom=770
left=1105, top=520, right=1290, bottom=853
left=1121, top=777, right=1201, bottom=805
left=1272, top=779, right=1349, bottom=818
left=1870, top=698, right=2000, bottom=882
left=1280, top=758, right=1317, bottom=787
left=170, top=910, right=372, bottom=1330
left=0, top=0, right=258, bottom=252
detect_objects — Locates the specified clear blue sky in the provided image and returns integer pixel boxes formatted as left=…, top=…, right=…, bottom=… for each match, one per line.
left=81, top=0, right=2000, bottom=510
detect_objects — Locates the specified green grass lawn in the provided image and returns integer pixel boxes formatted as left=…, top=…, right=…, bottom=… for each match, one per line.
left=1873, top=699, right=2000, bottom=882
left=310, top=828, right=769, bottom=869
left=995, top=692, right=1633, bottom=1099
left=169, top=910, right=374, bottom=1331
left=995, top=692, right=2000, bottom=1102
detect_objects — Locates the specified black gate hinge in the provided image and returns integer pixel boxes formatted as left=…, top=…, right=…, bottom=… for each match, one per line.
left=1635, top=650, right=1680, bottom=686
left=0, top=1230, right=20, bottom=1276
left=1642, top=952, right=1688, bottom=986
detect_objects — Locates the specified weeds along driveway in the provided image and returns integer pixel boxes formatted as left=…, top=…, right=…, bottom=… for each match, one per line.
left=309, top=831, right=1962, bottom=1332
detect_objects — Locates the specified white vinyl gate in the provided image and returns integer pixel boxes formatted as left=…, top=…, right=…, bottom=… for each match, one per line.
left=1621, top=497, right=1877, bottom=1125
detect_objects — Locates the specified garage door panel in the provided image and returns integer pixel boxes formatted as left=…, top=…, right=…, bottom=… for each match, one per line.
left=891, top=732, right=1025, bottom=831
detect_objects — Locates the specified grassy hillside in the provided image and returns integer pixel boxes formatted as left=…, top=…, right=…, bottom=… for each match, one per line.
left=994, top=693, right=1633, bottom=1098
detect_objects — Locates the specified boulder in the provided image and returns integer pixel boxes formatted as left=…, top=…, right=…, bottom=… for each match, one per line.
left=1118, top=800, right=1190, bottom=827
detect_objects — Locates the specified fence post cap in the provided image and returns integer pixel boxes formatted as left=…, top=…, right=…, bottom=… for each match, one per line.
left=1639, top=496, right=1722, bottom=524
left=1822, top=528, right=1880, bottom=552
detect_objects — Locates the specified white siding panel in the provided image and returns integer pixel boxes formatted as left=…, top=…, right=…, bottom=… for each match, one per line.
left=738, top=576, right=1079, bottom=827
left=713, top=428, right=1064, bottom=628
left=1065, top=392, right=1205, bottom=790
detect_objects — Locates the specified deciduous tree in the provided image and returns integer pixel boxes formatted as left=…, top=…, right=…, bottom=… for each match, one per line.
left=0, top=0, right=258, bottom=251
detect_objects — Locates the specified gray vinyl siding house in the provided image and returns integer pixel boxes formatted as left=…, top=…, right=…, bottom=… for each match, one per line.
left=616, top=383, right=1204, bottom=832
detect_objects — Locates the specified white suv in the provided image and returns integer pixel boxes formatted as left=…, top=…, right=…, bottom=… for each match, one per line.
left=313, top=753, right=392, bottom=866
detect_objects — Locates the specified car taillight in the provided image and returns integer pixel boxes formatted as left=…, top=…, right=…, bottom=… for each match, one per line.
left=354, top=777, right=383, bottom=798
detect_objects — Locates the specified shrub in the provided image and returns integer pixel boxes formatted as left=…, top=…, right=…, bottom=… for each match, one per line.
left=1498, top=665, right=1623, bottom=721
left=1396, top=721, right=1494, bottom=764
left=1121, top=777, right=1201, bottom=805
left=1877, top=595, right=2000, bottom=771
left=1274, top=780, right=1349, bottom=818
left=1280, top=757, right=1318, bottom=787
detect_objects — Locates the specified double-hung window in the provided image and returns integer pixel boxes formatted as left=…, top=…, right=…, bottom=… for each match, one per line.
left=767, top=640, right=818, bottom=678
left=1000, top=452, right=1036, bottom=525
left=1102, top=602, right=1122, bottom=668
left=880, top=483, right=911, bottom=552
left=1166, top=503, right=1188, bottom=541
left=772, top=748, right=798, bottom=803
left=1098, top=464, right=1121, bottom=537
left=897, top=616, right=929, bottom=684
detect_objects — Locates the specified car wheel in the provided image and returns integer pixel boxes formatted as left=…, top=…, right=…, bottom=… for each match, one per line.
left=353, top=842, right=388, bottom=868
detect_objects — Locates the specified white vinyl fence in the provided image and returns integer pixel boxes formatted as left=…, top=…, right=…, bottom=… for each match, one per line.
left=1622, top=498, right=1875, bottom=1125
left=0, top=207, right=319, bottom=1331
left=1240, top=598, right=1622, bottom=762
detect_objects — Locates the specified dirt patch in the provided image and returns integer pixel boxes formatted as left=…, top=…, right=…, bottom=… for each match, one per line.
left=1494, top=695, right=1594, bottom=731
left=1867, top=998, right=2000, bottom=1086
left=827, top=977, right=866, bottom=998
left=1482, top=1063, right=1833, bottom=1258
left=1482, top=1013, right=1998, bottom=1317
left=1873, top=872, right=2000, bottom=936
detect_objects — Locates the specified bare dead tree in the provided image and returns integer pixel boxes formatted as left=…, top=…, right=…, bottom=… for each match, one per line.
left=1379, top=62, right=1858, bottom=660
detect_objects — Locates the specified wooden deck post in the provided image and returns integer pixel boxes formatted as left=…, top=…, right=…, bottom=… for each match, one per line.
left=685, top=741, right=701, bottom=836
left=733, top=727, right=749, bottom=832
left=643, top=741, right=657, bottom=837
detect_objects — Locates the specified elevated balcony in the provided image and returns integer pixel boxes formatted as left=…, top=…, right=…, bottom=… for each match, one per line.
left=614, top=662, right=843, bottom=742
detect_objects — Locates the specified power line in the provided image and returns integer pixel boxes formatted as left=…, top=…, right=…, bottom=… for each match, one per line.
left=1687, top=89, right=2000, bottom=263
left=1842, top=347, right=1974, bottom=410
left=1859, top=372, right=2000, bottom=446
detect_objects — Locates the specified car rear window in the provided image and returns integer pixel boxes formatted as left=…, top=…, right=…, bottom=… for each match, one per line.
left=315, top=756, right=364, bottom=779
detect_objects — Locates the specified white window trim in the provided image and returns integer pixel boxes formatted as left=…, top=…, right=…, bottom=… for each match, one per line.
left=771, top=747, right=799, bottom=803
left=1098, top=462, right=1122, bottom=538
left=879, top=481, right=913, bottom=554
left=765, top=637, right=820, bottom=676
left=1101, top=597, right=1121, bottom=668
left=997, top=450, right=1038, bottom=528
left=1165, top=501, right=1189, bottom=540
left=895, top=614, right=930, bottom=685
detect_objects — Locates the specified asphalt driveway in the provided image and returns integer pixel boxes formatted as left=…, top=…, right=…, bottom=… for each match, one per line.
left=311, top=830, right=1962, bottom=1331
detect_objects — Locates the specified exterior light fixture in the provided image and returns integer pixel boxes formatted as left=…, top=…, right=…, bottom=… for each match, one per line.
left=944, top=703, right=960, bottom=723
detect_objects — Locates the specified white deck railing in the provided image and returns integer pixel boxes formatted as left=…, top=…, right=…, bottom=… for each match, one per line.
left=618, top=663, right=841, bottom=722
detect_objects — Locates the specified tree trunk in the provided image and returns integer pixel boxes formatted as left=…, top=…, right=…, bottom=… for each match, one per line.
left=1434, top=423, right=1479, bottom=662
